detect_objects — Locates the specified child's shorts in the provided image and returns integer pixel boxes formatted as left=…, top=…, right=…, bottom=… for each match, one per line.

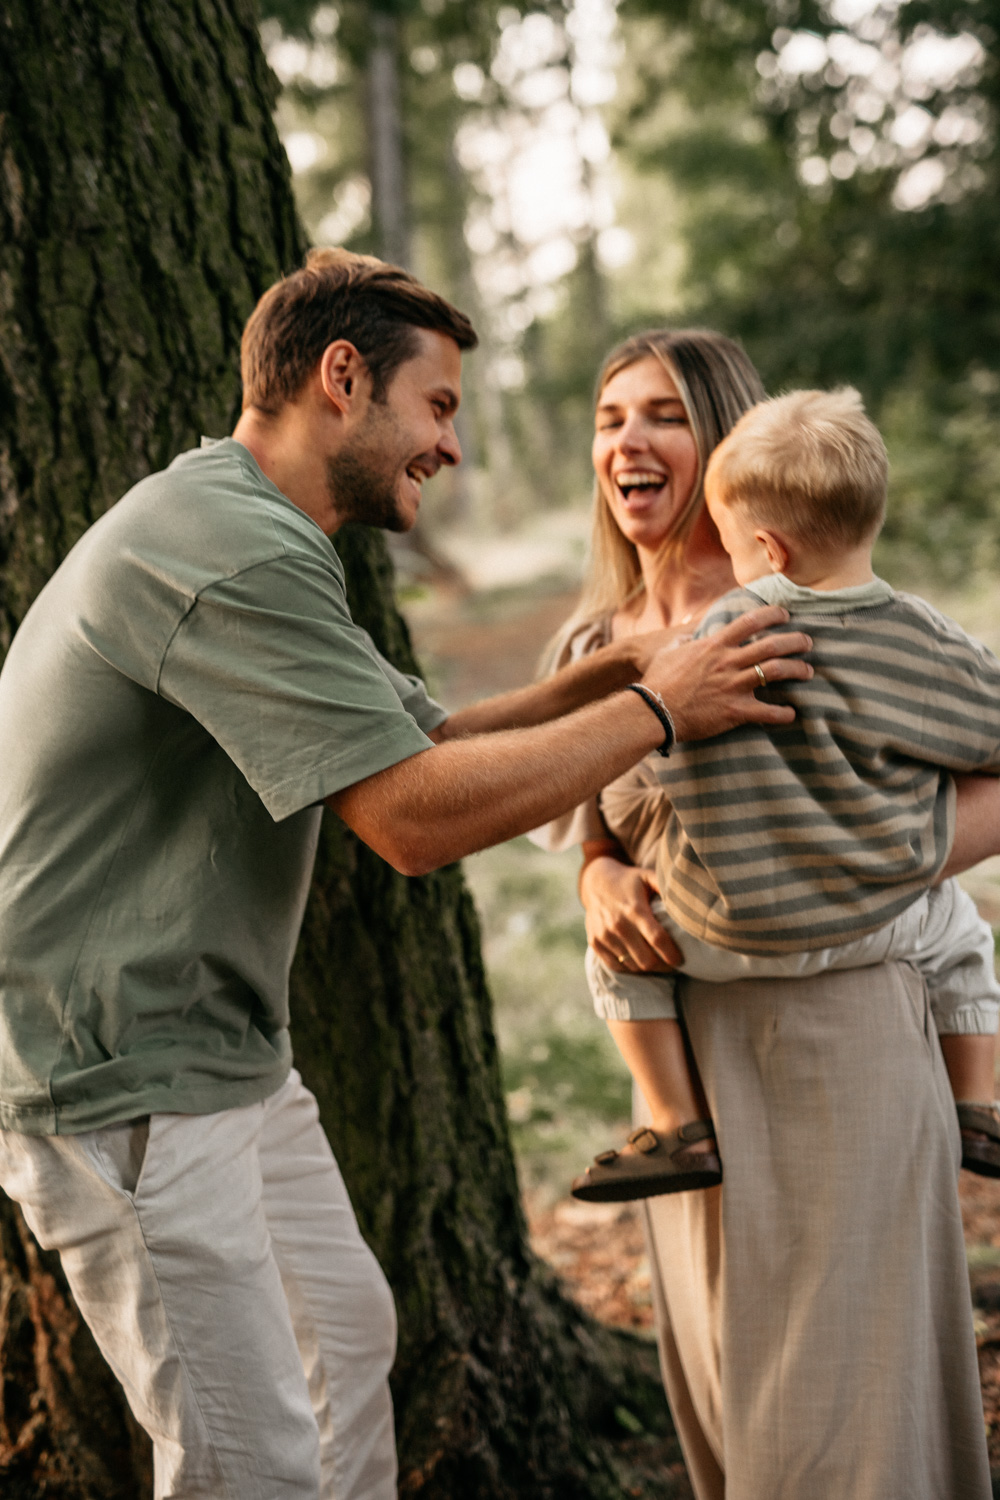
left=586, top=877, right=1000, bottom=1037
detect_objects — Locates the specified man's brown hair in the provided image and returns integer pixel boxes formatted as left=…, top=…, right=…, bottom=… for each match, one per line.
left=705, top=387, right=888, bottom=551
left=241, top=247, right=478, bottom=413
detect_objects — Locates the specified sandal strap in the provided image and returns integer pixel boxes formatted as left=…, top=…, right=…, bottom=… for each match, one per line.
left=956, top=1101, right=1000, bottom=1140
left=624, top=1120, right=716, bottom=1157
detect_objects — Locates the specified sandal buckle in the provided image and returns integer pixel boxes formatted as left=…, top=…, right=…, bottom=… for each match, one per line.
left=627, top=1127, right=659, bottom=1155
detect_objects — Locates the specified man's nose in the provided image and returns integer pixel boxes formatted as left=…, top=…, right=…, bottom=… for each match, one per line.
left=439, top=422, right=462, bottom=468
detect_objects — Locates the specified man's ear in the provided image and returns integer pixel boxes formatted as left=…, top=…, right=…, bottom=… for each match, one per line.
left=318, top=340, right=370, bottom=417
left=755, top=527, right=791, bottom=575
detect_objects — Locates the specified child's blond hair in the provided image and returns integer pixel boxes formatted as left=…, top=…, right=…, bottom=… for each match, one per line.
left=705, top=387, right=888, bottom=552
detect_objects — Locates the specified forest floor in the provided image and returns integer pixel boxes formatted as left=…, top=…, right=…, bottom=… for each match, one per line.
left=401, top=550, right=1000, bottom=1477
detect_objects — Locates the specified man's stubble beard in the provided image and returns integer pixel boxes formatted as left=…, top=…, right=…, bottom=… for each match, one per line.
left=326, top=403, right=412, bottom=533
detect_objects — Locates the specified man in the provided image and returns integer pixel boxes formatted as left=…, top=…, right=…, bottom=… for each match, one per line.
left=0, top=249, right=811, bottom=1499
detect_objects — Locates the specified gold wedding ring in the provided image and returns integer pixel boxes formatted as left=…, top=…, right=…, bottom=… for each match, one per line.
left=754, top=662, right=767, bottom=688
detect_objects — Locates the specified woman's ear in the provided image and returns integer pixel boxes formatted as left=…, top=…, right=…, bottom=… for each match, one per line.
left=755, top=528, right=790, bottom=575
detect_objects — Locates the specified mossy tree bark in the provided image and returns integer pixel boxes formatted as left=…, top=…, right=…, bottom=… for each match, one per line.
left=0, top=2, right=678, bottom=1496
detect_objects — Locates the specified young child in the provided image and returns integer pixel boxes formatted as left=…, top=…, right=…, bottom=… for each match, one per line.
left=572, top=387, right=1000, bottom=1203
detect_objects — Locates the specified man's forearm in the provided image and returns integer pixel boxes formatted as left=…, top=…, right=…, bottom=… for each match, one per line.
left=332, top=604, right=813, bottom=875
left=432, top=638, right=646, bottom=740
left=330, top=690, right=663, bottom=875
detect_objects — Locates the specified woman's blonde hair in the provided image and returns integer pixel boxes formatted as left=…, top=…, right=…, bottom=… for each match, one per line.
left=552, top=329, right=765, bottom=657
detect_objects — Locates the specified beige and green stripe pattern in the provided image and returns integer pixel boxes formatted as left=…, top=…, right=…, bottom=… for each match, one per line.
left=654, top=586, right=1000, bottom=955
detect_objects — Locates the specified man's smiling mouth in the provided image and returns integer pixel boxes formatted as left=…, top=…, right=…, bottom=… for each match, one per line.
left=405, top=457, right=439, bottom=492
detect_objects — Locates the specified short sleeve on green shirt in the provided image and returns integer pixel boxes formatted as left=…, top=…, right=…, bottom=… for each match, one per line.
left=159, top=554, right=438, bottom=821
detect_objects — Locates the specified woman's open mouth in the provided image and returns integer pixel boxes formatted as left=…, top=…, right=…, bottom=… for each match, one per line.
left=615, top=469, right=668, bottom=502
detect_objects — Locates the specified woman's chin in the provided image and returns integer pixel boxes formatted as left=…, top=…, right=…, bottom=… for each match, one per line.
left=609, top=495, right=682, bottom=547
left=616, top=517, right=675, bottom=553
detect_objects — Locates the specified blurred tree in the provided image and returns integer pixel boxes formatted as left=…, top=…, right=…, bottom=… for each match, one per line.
left=0, top=1, right=677, bottom=1496
left=614, top=0, right=1000, bottom=580
left=260, top=0, right=522, bottom=527
left=263, top=0, right=624, bottom=524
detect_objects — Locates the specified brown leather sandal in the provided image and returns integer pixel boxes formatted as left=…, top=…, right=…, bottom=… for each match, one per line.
left=957, top=1102, right=1000, bottom=1178
left=570, top=1121, right=722, bottom=1203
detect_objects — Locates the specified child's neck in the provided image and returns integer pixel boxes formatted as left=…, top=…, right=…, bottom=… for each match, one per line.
left=779, top=546, right=876, bottom=593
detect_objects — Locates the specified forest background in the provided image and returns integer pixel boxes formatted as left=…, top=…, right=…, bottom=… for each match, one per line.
left=262, top=0, right=1000, bottom=1194
left=2, top=1, right=999, bottom=1495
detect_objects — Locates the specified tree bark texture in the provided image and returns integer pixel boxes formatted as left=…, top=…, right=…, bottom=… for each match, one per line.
left=0, top=2, right=300, bottom=1491
left=0, top=0, right=301, bottom=654
left=0, top=2, right=679, bottom=1496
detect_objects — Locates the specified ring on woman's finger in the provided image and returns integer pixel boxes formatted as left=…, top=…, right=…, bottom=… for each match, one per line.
left=753, top=662, right=767, bottom=688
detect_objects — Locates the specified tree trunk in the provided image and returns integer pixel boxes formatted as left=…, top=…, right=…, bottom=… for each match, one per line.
left=0, top=2, right=681, bottom=1496
left=365, top=7, right=412, bottom=268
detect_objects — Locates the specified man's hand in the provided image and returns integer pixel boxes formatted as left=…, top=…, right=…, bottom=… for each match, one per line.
left=642, top=606, right=812, bottom=743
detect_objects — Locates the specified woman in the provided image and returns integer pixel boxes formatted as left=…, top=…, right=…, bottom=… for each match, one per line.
left=535, top=329, right=991, bottom=1498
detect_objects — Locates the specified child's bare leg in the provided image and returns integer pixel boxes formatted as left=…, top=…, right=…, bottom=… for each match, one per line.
left=940, top=1033, right=996, bottom=1103
left=569, top=1014, right=722, bottom=1202
left=573, top=954, right=721, bottom=1200
left=941, top=1033, right=1000, bottom=1176
left=606, top=1016, right=714, bottom=1151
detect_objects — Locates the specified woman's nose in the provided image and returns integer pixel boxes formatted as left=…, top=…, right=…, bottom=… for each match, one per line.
left=617, top=412, right=648, bottom=452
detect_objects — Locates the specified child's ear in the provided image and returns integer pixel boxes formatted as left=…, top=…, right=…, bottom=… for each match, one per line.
left=755, top=528, right=790, bottom=575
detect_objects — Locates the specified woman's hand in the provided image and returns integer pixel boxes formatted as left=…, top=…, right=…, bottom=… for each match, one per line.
left=579, top=842, right=682, bottom=973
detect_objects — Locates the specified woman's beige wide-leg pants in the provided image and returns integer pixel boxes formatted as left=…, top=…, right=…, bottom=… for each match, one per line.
left=641, top=961, right=992, bottom=1500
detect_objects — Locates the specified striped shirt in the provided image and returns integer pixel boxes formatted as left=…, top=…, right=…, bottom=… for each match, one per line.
left=603, top=575, right=1000, bottom=955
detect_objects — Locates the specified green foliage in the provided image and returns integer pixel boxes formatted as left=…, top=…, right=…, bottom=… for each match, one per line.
left=877, top=367, right=1000, bottom=585
left=462, top=837, right=634, bottom=1196
left=612, top=0, right=1000, bottom=580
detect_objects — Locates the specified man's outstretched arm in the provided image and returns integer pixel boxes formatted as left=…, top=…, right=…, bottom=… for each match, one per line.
left=427, top=624, right=683, bottom=741
left=330, top=606, right=812, bottom=875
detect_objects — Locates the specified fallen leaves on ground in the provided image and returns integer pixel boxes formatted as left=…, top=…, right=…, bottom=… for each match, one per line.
left=528, top=1196, right=654, bottom=1334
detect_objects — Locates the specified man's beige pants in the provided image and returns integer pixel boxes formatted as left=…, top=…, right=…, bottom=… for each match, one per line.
left=0, top=1070, right=397, bottom=1500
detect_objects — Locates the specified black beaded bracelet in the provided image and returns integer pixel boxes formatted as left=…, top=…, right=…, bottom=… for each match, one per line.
left=625, top=682, right=676, bottom=757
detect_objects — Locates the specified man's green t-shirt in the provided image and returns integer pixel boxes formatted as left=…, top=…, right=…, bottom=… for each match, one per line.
left=0, top=438, right=445, bottom=1134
